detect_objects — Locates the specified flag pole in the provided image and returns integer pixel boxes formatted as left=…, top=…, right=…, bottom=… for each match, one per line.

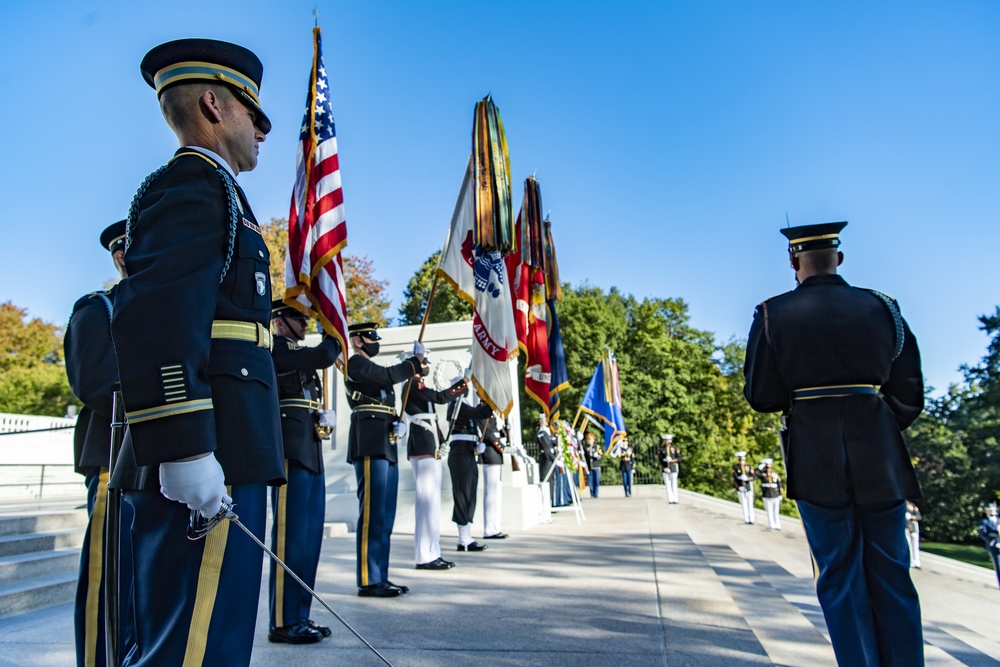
left=570, top=406, right=584, bottom=433
left=398, top=272, right=442, bottom=417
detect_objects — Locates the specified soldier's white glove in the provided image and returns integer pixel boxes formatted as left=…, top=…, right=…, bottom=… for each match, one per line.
left=318, top=410, right=337, bottom=428
left=159, top=453, right=230, bottom=519
left=476, top=442, right=486, bottom=454
left=412, top=341, right=426, bottom=356
left=392, top=420, right=408, bottom=439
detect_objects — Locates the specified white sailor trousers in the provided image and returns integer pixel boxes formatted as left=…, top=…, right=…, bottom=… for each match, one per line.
left=411, top=456, right=442, bottom=565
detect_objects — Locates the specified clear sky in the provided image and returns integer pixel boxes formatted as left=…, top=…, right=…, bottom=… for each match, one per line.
left=1, top=1, right=998, bottom=395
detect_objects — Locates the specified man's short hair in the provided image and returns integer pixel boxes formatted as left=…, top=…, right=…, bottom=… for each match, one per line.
left=797, top=248, right=839, bottom=273
left=159, top=82, right=235, bottom=133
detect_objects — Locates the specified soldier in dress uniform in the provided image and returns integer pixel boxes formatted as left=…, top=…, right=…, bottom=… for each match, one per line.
left=732, top=452, right=755, bottom=524
left=403, top=364, right=468, bottom=570
left=536, top=414, right=558, bottom=508
left=447, top=384, right=493, bottom=552
left=266, top=301, right=340, bottom=644
left=618, top=439, right=635, bottom=497
left=65, top=220, right=136, bottom=667
left=978, top=503, right=1000, bottom=588
left=584, top=432, right=603, bottom=498
left=480, top=415, right=508, bottom=540
left=345, top=323, right=423, bottom=597
left=663, top=435, right=681, bottom=504
left=743, top=221, right=925, bottom=666
left=756, top=459, right=783, bottom=530
left=904, top=500, right=921, bottom=569
left=110, top=39, right=284, bottom=666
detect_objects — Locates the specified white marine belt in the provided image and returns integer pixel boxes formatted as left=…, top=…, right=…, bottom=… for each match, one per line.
left=405, top=413, right=439, bottom=447
left=450, top=434, right=478, bottom=443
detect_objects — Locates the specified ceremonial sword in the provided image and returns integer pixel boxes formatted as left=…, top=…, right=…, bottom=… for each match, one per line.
left=188, top=504, right=393, bottom=667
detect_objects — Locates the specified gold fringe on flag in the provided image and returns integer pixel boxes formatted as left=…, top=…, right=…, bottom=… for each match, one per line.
left=472, top=95, right=514, bottom=252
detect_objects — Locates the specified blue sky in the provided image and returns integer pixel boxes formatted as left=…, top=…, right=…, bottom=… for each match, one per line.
left=1, top=1, right=998, bottom=395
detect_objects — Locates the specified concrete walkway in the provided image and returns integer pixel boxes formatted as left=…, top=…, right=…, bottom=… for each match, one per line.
left=1, top=485, right=998, bottom=666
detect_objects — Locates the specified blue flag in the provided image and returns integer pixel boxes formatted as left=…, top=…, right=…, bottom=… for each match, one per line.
left=578, top=350, right=626, bottom=451
left=547, top=298, right=569, bottom=420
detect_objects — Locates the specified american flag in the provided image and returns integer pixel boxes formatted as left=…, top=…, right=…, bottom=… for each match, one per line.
left=285, top=26, right=348, bottom=366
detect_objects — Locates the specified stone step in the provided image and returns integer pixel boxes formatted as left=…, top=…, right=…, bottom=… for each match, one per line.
left=0, top=529, right=85, bottom=559
left=0, top=510, right=88, bottom=538
left=0, top=571, right=77, bottom=617
left=0, top=548, right=80, bottom=586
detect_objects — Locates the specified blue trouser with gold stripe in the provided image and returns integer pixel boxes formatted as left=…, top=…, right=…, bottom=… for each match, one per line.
left=75, top=469, right=136, bottom=667
left=798, top=499, right=923, bottom=667
left=269, top=460, right=325, bottom=628
left=353, top=457, right=398, bottom=587
left=122, top=483, right=266, bottom=667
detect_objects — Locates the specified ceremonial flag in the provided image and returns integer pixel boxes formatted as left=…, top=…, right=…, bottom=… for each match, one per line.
left=436, top=97, right=518, bottom=416
left=284, top=26, right=349, bottom=366
left=547, top=297, right=569, bottom=420
left=578, top=350, right=627, bottom=451
left=511, top=177, right=552, bottom=416
left=544, top=219, right=569, bottom=419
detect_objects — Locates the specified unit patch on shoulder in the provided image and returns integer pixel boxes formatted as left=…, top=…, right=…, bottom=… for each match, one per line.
left=255, top=272, right=267, bottom=296
left=242, top=217, right=261, bottom=235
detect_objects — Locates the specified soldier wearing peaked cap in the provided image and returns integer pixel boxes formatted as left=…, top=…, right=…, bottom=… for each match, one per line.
left=731, top=451, right=755, bottom=524
left=403, top=363, right=468, bottom=570
left=345, top=323, right=424, bottom=597
left=744, top=220, right=925, bottom=666
left=447, top=382, right=494, bottom=552
left=65, top=220, right=136, bottom=667
left=110, top=38, right=282, bottom=666
left=756, top=459, right=783, bottom=530
left=267, top=301, right=341, bottom=644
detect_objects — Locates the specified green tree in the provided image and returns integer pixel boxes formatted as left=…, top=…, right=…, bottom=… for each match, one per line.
left=0, top=301, right=77, bottom=416
left=397, top=251, right=472, bottom=325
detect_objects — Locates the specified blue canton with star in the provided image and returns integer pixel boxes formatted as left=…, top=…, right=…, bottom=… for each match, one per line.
left=299, top=33, right=336, bottom=142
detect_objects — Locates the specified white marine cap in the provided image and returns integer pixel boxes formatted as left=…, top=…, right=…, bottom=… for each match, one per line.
left=735, top=451, right=746, bottom=458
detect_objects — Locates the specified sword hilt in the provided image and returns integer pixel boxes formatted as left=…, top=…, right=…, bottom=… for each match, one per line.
left=187, top=501, right=236, bottom=540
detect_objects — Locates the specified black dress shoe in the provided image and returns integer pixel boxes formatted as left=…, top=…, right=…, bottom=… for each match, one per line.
left=483, top=532, right=508, bottom=539
left=457, top=541, right=489, bottom=552
left=357, top=583, right=400, bottom=598
left=301, top=618, right=331, bottom=638
left=268, top=624, right=323, bottom=644
left=416, top=557, right=456, bottom=570
left=385, top=580, right=409, bottom=594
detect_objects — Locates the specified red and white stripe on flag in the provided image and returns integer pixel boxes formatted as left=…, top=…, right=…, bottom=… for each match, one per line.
left=285, top=27, right=348, bottom=366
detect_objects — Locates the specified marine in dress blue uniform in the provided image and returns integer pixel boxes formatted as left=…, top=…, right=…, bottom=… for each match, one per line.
left=404, top=368, right=468, bottom=569
left=345, top=323, right=423, bottom=597
left=65, top=221, right=136, bottom=667
left=267, top=301, right=340, bottom=644
left=110, top=39, right=283, bottom=667
left=743, top=221, right=924, bottom=667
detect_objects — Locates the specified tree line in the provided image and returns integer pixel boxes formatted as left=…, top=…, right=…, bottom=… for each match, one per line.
left=3, top=241, right=997, bottom=543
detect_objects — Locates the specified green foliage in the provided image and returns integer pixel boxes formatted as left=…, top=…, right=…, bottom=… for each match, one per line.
left=920, top=542, right=994, bottom=569
left=397, top=251, right=472, bottom=326
left=395, top=251, right=1000, bottom=544
left=0, top=301, right=77, bottom=416
left=517, top=283, right=782, bottom=501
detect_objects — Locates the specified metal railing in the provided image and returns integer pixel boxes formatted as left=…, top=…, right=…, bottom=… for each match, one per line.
left=0, top=464, right=84, bottom=499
